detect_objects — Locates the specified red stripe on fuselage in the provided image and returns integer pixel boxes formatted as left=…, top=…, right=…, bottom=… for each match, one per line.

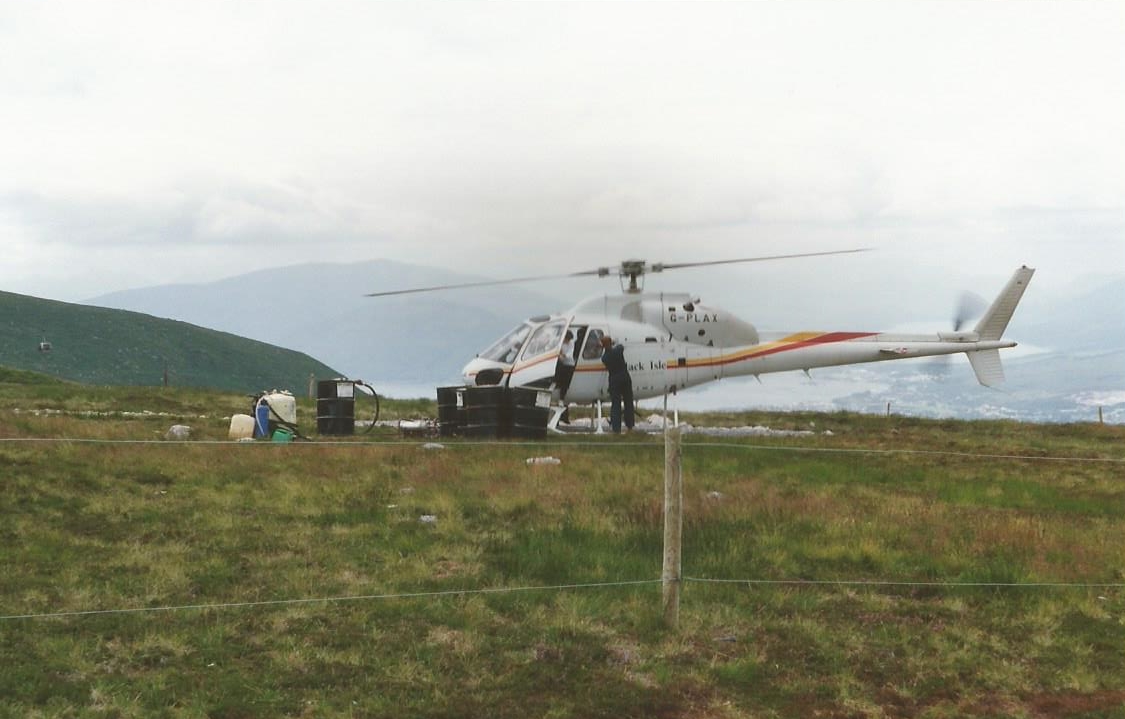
left=710, top=331, right=878, bottom=367
left=749, top=331, right=876, bottom=358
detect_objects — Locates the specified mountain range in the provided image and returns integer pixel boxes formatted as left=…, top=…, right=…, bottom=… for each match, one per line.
left=87, top=260, right=567, bottom=390
left=83, top=260, right=1123, bottom=421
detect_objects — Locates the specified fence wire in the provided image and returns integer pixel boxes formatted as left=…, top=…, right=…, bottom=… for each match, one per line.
left=2, top=434, right=1124, bottom=463
left=4, top=576, right=1123, bottom=623
left=3, top=432, right=1122, bottom=623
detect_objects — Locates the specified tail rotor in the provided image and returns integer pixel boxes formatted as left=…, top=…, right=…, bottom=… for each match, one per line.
left=953, top=292, right=987, bottom=332
left=928, top=292, right=988, bottom=378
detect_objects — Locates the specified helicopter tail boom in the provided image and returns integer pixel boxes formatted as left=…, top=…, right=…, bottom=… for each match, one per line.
left=705, top=266, right=1034, bottom=389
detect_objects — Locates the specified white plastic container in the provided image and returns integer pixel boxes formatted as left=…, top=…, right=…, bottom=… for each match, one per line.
left=263, top=391, right=297, bottom=425
left=229, top=414, right=256, bottom=440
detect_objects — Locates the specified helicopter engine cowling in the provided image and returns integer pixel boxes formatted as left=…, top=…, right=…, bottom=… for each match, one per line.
left=620, top=295, right=758, bottom=348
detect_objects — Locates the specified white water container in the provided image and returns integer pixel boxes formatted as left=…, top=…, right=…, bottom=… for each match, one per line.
left=229, top=414, right=256, bottom=440
left=264, top=391, right=297, bottom=425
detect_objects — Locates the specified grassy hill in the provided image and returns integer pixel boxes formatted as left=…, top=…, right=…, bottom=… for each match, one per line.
left=1, top=381, right=1123, bottom=717
left=1, top=290, right=340, bottom=392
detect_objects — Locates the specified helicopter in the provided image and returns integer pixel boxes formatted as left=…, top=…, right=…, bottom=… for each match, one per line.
left=367, top=250, right=1034, bottom=428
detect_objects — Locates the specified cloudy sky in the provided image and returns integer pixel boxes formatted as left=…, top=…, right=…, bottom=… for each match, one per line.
left=2, top=1, right=1122, bottom=309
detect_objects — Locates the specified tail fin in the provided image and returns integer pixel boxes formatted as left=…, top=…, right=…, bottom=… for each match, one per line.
left=974, top=266, right=1035, bottom=341
left=966, top=266, right=1034, bottom=387
left=967, top=348, right=1005, bottom=387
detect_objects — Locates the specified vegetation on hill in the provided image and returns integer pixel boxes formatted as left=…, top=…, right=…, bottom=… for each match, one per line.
left=1, top=290, right=340, bottom=392
left=1, top=380, right=1123, bottom=717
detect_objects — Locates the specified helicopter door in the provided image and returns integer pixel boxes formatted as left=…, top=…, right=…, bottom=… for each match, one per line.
left=569, top=327, right=609, bottom=400
left=507, top=319, right=568, bottom=390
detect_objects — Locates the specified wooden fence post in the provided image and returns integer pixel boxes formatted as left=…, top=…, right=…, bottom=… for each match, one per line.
left=663, top=425, right=683, bottom=629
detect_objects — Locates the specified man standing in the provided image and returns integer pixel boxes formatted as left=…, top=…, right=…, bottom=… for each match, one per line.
left=600, top=335, right=634, bottom=433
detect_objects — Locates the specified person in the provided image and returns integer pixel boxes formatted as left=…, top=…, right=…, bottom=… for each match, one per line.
left=600, top=335, right=634, bottom=433
left=553, top=330, right=576, bottom=401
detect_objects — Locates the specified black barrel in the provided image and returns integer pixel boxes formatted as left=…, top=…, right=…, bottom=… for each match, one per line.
left=509, top=387, right=550, bottom=439
left=317, top=379, right=356, bottom=436
left=461, top=386, right=510, bottom=438
left=436, top=386, right=467, bottom=437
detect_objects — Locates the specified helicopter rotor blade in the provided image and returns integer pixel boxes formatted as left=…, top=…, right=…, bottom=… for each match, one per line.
left=365, top=248, right=870, bottom=297
left=364, top=269, right=607, bottom=297
left=652, top=248, right=871, bottom=273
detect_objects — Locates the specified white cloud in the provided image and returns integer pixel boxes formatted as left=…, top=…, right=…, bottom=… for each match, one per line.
left=0, top=1, right=1122, bottom=301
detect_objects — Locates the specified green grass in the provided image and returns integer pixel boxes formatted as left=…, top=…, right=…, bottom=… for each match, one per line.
left=1, top=379, right=1124, bottom=717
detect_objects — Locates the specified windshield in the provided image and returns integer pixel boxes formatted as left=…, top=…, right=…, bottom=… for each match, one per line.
left=479, top=322, right=535, bottom=363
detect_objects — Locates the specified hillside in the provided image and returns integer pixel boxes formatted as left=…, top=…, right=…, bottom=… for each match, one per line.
left=0, top=290, right=339, bottom=392
left=85, top=259, right=575, bottom=388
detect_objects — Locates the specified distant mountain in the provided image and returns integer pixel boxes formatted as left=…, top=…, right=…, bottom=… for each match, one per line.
left=1, top=291, right=338, bottom=391
left=86, top=260, right=569, bottom=394
left=1019, top=274, right=1125, bottom=353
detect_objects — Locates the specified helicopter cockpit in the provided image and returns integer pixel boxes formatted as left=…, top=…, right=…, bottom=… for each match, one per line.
left=466, top=315, right=558, bottom=386
left=478, top=320, right=538, bottom=364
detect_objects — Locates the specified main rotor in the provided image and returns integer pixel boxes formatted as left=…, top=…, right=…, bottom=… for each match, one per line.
left=364, top=248, right=870, bottom=297
left=615, top=259, right=650, bottom=293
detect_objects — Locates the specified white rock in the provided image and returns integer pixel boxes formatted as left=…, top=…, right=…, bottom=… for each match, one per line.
left=164, top=425, right=191, bottom=441
left=526, top=456, right=562, bottom=465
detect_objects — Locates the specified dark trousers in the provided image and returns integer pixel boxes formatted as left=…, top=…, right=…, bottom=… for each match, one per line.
left=608, top=375, right=634, bottom=433
left=554, top=363, right=575, bottom=401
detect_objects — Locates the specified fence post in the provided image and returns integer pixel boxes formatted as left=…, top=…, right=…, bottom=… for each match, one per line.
left=663, top=425, right=683, bottom=629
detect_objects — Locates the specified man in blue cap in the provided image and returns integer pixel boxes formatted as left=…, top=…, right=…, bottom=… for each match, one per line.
left=600, top=335, right=635, bottom=433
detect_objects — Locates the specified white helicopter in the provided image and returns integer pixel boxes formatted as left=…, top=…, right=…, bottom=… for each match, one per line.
left=368, top=250, right=1034, bottom=428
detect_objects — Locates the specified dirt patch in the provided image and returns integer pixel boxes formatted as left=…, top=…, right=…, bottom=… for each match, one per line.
left=1025, top=690, right=1125, bottom=718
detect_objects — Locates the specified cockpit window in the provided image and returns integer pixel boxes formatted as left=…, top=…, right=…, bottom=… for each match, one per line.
left=520, top=319, right=567, bottom=361
left=479, top=322, right=534, bottom=363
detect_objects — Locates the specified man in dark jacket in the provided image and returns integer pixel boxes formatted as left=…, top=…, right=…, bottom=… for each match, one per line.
left=600, top=335, right=635, bottom=433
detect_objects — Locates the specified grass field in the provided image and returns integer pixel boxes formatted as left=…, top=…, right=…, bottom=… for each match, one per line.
left=1, top=373, right=1124, bottom=718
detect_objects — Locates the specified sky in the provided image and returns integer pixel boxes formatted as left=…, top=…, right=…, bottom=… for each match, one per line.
left=2, top=1, right=1123, bottom=313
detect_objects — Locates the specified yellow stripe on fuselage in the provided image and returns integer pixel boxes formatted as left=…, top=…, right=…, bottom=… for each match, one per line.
left=685, top=332, right=825, bottom=367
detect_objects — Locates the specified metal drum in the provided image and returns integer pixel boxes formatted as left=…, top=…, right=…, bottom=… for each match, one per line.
left=317, top=379, right=356, bottom=436
left=462, top=386, right=508, bottom=438
left=509, top=387, right=550, bottom=439
left=436, top=386, right=467, bottom=437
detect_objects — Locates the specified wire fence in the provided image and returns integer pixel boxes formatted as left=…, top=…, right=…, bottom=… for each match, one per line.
left=3, top=576, right=1122, bottom=623
left=2, top=434, right=1125, bottom=464
left=3, top=433, right=1123, bottom=623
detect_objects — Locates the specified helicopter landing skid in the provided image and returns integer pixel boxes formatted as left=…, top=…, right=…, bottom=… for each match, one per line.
left=547, top=402, right=608, bottom=434
left=547, top=405, right=567, bottom=434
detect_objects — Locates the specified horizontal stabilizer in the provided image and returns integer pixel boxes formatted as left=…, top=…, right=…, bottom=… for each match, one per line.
left=967, top=349, right=1005, bottom=387
left=974, top=266, right=1035, bottom=341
